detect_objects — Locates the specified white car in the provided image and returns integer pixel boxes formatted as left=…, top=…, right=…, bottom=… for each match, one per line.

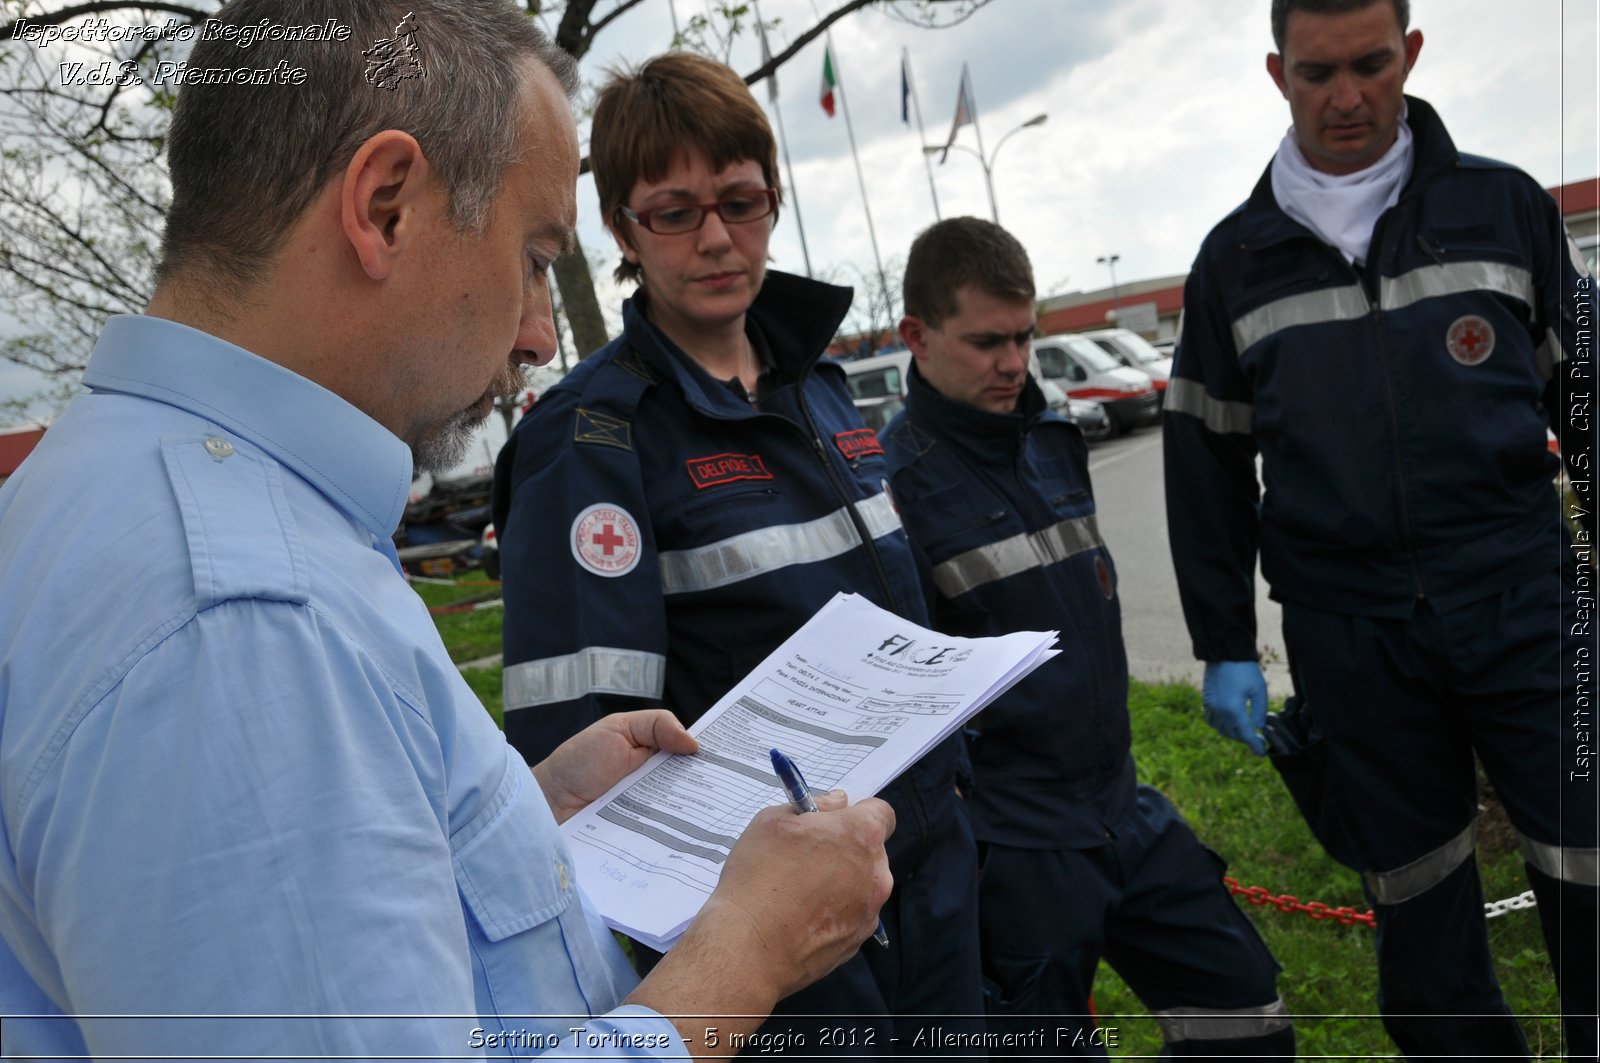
left=1030, top=334, right=1159, bottom=437
left=1082, top=327, right=1174, bottom=401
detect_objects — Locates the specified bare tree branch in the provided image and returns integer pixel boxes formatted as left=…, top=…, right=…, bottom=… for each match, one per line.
left=588, top=0, right=648, bottom=44
left=741, top=0, right=879, bottom=91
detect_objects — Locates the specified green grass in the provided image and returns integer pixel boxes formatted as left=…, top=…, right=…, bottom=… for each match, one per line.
left=417, top=581, right=1568, bottom=1058
left=411, top=573, right=504, bottom=664
left=1091, top=681, right=1563, bottom=1058
left=410, top=569, right=506, bottom=725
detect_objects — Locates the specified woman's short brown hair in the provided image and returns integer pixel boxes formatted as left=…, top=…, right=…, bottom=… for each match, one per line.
left=590, top=52, right=781, bottom=284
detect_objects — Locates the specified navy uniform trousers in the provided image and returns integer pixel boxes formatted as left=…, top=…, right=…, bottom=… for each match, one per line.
left=1277, top=568, right=1598, bottom=1060
left=980, top=787, right=1293, bottom=1059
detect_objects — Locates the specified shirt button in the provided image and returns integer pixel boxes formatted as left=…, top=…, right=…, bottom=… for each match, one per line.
left=557, top=863, right=570, bottom=891
left=204, top=436, right=234, bottom=460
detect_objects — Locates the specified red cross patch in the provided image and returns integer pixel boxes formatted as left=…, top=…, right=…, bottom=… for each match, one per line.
left=1094, top=556, right=1115, bottom=600
left=1446, top=315, right=1495, bottom=366
left=571, top=503, right=642, bottom=577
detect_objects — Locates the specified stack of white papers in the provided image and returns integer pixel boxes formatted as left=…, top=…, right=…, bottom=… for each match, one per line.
left=559, top=592, right=1058, bottom=950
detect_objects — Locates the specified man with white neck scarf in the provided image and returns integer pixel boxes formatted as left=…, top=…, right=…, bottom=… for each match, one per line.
left=1163, top=0, right=1597, bottom=1058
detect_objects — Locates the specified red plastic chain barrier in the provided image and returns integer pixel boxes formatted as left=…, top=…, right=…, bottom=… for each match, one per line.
left=427, top=599, right=503, bottom=616
left=1224, top=876, right=1377, bottom=928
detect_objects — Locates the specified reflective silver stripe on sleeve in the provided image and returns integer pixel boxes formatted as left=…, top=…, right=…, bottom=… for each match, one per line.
left=1535, top=327, right=1567, bottom=381
left=1153, top=998, right=1291, bottom=1042
left=1231, top=284, right=1369, bottom=353
left=1164, top=377, right=1254, bottom=435
left=1518, top=833, right=1600, bottom=886
left=658, top=491, right=901, bottom=596
left=1569, top=233, right=1594, bottom=280
left=1380, top=260, right=1535, bottom=314
left=932, top=515, right=1102, bottom=599
left=1364, top=819, right=1477, bottom=906
left=502, top=647, right=666, bottom=711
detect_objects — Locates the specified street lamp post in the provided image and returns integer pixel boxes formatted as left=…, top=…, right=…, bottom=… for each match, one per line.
left=1097, top=253, right=1121, bottom=323
left=924, top=113, right=1047, bottom=225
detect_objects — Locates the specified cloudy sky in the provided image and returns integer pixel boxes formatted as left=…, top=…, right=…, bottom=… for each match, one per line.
left=1, top=0, right=1595, bottom=423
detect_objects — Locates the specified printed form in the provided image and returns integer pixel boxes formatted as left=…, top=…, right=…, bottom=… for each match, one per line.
left=560, top=592, right=1056, bottom=949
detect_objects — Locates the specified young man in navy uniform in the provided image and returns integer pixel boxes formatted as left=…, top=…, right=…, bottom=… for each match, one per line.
left=883, top=216, right=1294, bottom=1057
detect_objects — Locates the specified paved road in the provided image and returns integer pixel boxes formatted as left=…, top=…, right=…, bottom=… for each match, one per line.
left=1086, top=426, right=1292, bottom=695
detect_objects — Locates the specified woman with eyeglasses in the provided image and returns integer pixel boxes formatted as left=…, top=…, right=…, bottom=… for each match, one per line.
left=492, top=51, right=983, bottom=1055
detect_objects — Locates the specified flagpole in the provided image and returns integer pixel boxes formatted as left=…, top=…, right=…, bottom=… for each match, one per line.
left=754, top=2, right=812, bottom=277
left=823, top=35, right=889, bottom=312
left=965, top=67, right=995, bottom=223
left=903, top=48, right=940, bottom=221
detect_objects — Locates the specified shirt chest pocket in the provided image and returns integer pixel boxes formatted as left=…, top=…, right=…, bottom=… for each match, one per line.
left=653, top=475, right=785, bottom=544
left=451, top=755, right=636, bottom=1026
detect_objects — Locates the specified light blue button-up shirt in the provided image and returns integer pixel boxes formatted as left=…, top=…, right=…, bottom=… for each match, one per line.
left=0, top=316, right=687, bottom=1060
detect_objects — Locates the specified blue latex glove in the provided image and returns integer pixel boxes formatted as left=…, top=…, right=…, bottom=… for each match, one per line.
left=1202, top=661, right=1268, bottom=756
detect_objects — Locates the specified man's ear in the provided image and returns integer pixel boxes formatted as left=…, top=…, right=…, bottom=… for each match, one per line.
left=1265, top=52, right=1289, bottom=98
left=341, top=130, right=430, bottom=281
left=900, top=315, right=931, bottom=363
left=1401, top=29, right=1423, bottom=79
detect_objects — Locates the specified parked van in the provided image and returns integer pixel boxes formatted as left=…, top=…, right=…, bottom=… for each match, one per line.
left=1030, top=333, right=1159, bottom=436
left=1081, top=327, right=1173, bottom=400
left=840, top=351, right=911, bottom=432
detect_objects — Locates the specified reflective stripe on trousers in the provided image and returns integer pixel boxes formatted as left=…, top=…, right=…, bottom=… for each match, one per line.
left=1365, top=819, right=1477, bottom=906
left=1519, top=832, right=1600, bottom=887
left=1152, top=997, right=1292, bottom=1042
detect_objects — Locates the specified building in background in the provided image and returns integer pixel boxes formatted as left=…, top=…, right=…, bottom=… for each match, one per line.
left=0, top=424, right=47, bottom=488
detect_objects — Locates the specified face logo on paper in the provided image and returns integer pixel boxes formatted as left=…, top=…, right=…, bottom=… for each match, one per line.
left=1446, top=315, right=1495, bottom=366
left=571, top=503, right=642, bottom=577
left=686, top=452, right=773, bottom=490
left=1094, top=556, right=1115, bottom=600
left=833, top=428, right=884, bottom=462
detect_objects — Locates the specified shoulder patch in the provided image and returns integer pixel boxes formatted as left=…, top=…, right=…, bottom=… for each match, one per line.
left=888, top=420, right=938, bottom=459
left=574, top=407, right=632, bottom=451
left=616, top=349, right=660, bottom=384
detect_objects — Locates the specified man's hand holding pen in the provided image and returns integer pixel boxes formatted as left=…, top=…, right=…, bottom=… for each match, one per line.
left=627, top=790, right=895, bottom=1046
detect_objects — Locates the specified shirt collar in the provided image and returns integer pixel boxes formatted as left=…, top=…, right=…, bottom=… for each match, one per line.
left=82, top=315, right=413, bottom=538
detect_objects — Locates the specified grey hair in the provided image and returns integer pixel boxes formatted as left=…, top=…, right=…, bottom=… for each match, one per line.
left=1271, top=0, right=1409, bottom=50
left=158, top=0, right=578, bottom=294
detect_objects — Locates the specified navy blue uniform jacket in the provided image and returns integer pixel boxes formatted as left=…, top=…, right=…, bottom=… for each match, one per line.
left=1165, top=96, right=1595, bottom=661
left=884, top=368, right=1136, bottom=848
left=493, top=270, right=969, bottom=877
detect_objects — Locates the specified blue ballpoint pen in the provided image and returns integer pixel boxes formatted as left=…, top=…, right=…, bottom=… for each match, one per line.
left=769, top=747, right=891, bottom=948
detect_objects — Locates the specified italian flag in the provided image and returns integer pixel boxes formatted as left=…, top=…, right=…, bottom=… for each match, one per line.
left=819, top=47, right=836, bottom=117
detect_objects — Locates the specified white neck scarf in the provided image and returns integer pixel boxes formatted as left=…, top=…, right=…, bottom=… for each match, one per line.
left=1270, top=108, right=1414, bottom=266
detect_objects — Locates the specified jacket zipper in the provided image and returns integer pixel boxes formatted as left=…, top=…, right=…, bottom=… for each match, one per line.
left=795, top=385, right=902, bottom=614
left=1364, top=220, right=1429, bottom=600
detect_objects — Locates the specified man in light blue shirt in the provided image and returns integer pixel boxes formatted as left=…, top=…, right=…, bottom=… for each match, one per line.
left=0, top=1, right=896, bottom=1058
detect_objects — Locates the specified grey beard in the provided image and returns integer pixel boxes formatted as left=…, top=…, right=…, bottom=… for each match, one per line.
left=411, top=407, right=484, bottom=475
